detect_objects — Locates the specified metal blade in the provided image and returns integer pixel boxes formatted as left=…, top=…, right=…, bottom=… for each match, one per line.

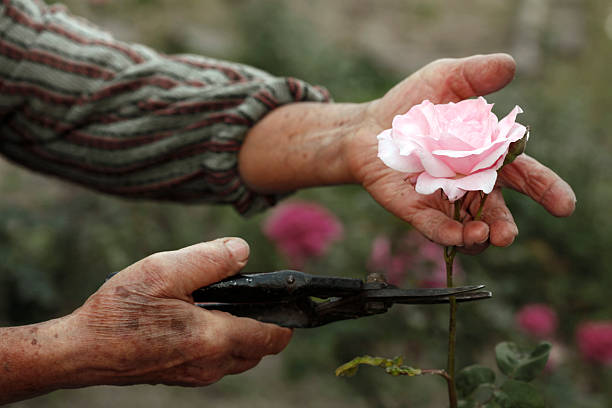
left=390, top=290, right=493, bottom=305
left=363, top=285, right=486, bottom=303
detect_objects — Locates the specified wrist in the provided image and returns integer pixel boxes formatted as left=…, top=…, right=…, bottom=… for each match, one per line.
left=0, top=314, right=92, bottom=404
left=239, top=101, right=369, bottom=193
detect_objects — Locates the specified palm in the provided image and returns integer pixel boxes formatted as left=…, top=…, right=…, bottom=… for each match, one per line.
left=346, top=55, right=575, bottom=251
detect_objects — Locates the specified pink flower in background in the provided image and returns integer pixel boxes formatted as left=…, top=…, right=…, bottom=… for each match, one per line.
left=377, top=97, right=527, bottom=202
left=263, top=201, right=343, bottom=269
left=415, top=239, right=463, bottom=288
left=576, top=321, right=612, bottom=365
left=516, top=304, right=559, bottom=339
left=366, top=231, right=462, bottom=287
left=401, top=231, right=463, bottom=288
left=367, top=236, right=392, bottom=272
left=367, top=236, right=411, bottom=285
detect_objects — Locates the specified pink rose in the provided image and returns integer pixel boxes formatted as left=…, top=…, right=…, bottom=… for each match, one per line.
left=377, top=97, right=527, bottom=202
left=575, top=321, right=612, bottom=365
left=515, top=304, right=558, bottom=339
left=263, top=201, right=343, bottom=269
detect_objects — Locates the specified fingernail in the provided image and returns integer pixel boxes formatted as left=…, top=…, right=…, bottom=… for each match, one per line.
left=224, top=238, right=250, bottom=262
left=477, top=236, right=489, bottom=244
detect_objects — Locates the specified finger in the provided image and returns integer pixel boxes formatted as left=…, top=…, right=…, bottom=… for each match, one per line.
left=410, top=208, right=464, bottom=247
left=425, top=53, right=516, bottom=103
left=479, top=189, right=518, bottom=247
left=462, top=220, right=490, bottom=253
left=209, top=310, right=293, bottom=360
left=133, top=238, right=250, bottom=298
left=499, top=154, right=576, bottom=217
left=364, top=171, right=464, bottom=246
left=174, top=238, right=251, bottom=292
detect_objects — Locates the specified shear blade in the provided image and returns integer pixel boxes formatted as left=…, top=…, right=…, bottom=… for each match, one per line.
left=364, top=284, right=486, bottom=302
left=393, top=290, right=492, bottom=305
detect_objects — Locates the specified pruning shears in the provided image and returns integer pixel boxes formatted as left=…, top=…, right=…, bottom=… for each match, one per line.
left=106, top=270, right=491, bottom=328
left=191, top=270, right=491, bottom=328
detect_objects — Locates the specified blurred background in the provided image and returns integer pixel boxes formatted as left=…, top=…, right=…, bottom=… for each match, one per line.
left=3, top=0, right=611, bottom=406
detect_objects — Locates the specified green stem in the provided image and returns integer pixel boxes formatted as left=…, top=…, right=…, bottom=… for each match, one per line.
left=444, top=198, right=463, bottom=408
left=475, top=193, right=489, bottom=221
left=445, top=245, right=458, bottom=408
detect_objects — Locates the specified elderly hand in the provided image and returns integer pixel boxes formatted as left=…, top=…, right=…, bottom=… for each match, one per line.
left=349, top=54, right=575, bottom=251
left=240, top=54, right=575, bottom=253
left=0, top=238, right=291, bottom=404
left=347, top=54, right=576, bottom=252
left=72, top=238, right=291, bottom=386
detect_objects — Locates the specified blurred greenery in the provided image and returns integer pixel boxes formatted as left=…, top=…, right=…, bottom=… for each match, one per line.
left=3, top=0, right=612, bottom=407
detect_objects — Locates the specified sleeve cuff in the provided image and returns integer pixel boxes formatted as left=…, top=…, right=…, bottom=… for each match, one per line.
left=213, top=76, right=331, bottom=216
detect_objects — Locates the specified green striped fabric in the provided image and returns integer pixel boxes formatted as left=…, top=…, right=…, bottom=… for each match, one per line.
left=0, top=0, right=330, bottom=215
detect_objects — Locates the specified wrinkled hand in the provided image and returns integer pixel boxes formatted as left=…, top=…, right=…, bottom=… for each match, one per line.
left=70, top=238, right=291, bottom=386
left=347, top=54, right=576, bottom=253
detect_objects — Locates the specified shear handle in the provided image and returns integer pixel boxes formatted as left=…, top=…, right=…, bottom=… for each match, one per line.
left=192, top=270, right=363, bottom=303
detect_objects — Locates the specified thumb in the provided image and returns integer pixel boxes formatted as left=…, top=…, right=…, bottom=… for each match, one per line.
left=377, top=53, right=516, bottom=126
left=133, top=237, right=250, bottom=299
left=430, top=53, right=517, bottom=102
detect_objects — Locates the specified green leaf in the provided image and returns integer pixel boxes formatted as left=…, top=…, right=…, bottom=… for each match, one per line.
left=335, top=355, right=421, bottom=377
left=501, top=126, right=529, bottom=168
left=495, top=342, right=551, bottom=382
left=493, top=380, right=546, bottom=408
left=456, top=365, right=496, bottom=398
left=472, top=383, right=496, bottom=404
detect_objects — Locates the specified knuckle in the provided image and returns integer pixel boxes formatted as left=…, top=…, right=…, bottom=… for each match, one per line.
left=526, top=171, right=551, bottom=202
left=485, top=206, right=513, bottom=222
left=139, top=252, right=169, bottom=279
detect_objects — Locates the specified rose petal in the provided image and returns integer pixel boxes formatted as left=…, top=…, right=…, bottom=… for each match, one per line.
left=505, top=123, right=528, bottom=142
left=433, top=136, right=507, bottom=175
left=468, top=122, right=526, bottom=173
left=496, top=105, right=523, bottom=140
left=377, top=129, right=424, bottom=173
left=468, top=140, right=512, bottom=173
left=434, top=123, right=526, bottom=174
left=415, top=169, right=498, bottom=202
left=416, top=148, right=456, bottom=178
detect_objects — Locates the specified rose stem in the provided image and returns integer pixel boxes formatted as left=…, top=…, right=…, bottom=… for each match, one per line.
left=444, top=198, right=463, bottom=408
left=475, top=192, right=489, bottom=221
left=444, top=245, right=458, bottom=408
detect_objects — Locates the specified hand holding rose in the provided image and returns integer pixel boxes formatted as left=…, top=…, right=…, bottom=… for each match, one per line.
left=349, top=54, right=575, bottom=252
left=240, top=54, right=575, bottom=253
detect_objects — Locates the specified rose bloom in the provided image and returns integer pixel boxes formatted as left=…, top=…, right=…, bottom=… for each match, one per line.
left=263, top=201, right=343, bottom=269
left=377, top=97, right=527, bottom=202
left=575, top=321, right=612, bottom=365
left=515, top=304, right=559, bottom=339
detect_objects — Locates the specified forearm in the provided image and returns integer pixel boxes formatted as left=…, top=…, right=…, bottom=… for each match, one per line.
left=239, top=101, right=368, bottom=193
left=0, top=315, right=90, bottom=404
left=0, top=0, right=329, bottom=214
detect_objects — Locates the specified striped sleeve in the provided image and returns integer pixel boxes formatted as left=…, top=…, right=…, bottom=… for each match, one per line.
left=0, top=0, right=330, bottom=215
